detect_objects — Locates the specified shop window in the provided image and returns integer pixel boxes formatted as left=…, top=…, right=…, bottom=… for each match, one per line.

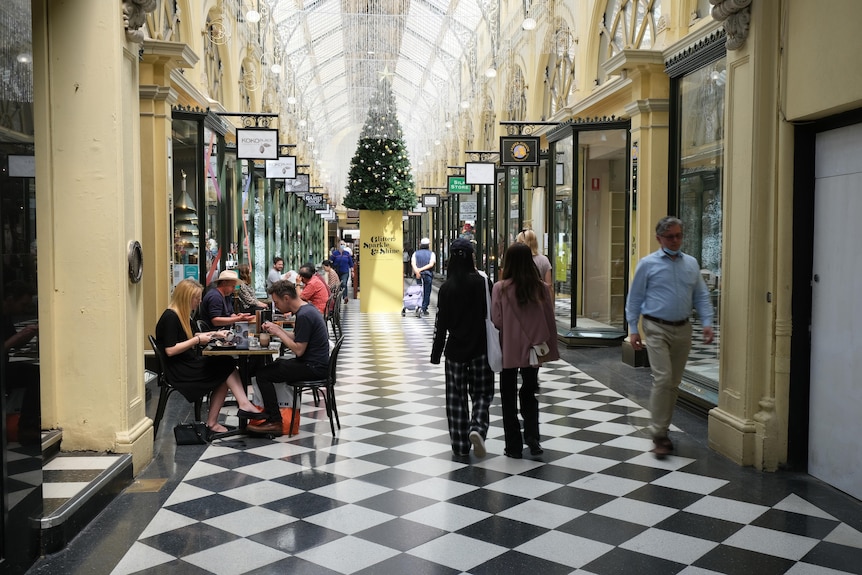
left=671, top=53, right=726, bottom=399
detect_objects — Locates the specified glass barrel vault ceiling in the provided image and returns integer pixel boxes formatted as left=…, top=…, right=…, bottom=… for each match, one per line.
left=268, top=0, right=484, bottom=196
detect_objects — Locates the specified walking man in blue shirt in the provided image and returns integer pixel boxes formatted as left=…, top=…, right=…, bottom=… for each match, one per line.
left=625, top=216, right=714, bottom=458
left=330, top=241, right=354, bottom=304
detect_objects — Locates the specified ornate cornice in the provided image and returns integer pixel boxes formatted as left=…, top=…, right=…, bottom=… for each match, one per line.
left=122, top=0, right=157, bottom=43
left=709, top=0, right=752, bottom=51
left=665, top=28, right=727, bottom=78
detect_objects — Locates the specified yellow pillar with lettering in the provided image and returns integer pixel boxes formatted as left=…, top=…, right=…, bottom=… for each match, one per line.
left=358, top=211, right=405, bottom=313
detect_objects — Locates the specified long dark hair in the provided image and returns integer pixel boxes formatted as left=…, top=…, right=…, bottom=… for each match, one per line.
left=500, top=242, right=544, bottom=305
left=446, top=248, right=476, bottom=284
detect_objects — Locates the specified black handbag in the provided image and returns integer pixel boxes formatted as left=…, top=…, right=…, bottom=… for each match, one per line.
left=173, top=422, right=208, bottom=445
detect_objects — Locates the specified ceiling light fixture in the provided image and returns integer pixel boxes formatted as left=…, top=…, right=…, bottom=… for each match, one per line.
left=245, top=10, right=261, bottom=23
left=485, top=68, right=497, bottom=78
left=16, top=53, right=32, bottom=64
left=461, top=101, right=470, bottom=109
left=270, top=64, right=282, bottom=75
left=287, top=96, right=297, bottom=105
left=522, top=17, right=537, bottom=31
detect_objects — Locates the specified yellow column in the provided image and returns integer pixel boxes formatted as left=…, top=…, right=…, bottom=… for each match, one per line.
left=708, top=0, right=784, bottom=469
left=33, top=0, right=151, bottom=470
left=358, top=211, right=405, bottom=313
left=139, top=41, right=198, bottom=340
left=620, top=58, right=671, bottom=265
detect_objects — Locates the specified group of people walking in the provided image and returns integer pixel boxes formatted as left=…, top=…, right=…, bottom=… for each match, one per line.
left=432, top=231, right=560, bottom=459
left=433, top=217, right=713, bottom=462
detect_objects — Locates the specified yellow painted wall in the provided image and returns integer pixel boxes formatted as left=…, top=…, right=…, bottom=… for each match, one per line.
left=783, top=0, right=862, bottom=121
left=358, top=211, right=405, bottom=313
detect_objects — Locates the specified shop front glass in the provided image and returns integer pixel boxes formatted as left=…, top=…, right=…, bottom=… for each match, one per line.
left=552, top=126, right=630, bottom=338
left=171, top=117, right=202, bottom=286
left=171, top=116, right=231, bottom=287
left=0, top=0, right=43, bottom=568
left=675, top=56, right=726, bottom=393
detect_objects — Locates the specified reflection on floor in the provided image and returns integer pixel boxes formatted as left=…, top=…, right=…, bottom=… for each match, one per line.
left=555, top=296, right=721, bottom=383
left=27, top=301, right=862, bottom=575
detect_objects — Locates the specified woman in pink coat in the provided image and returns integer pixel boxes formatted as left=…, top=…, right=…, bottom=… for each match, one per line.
left=492, top=242, right=560, bottom=458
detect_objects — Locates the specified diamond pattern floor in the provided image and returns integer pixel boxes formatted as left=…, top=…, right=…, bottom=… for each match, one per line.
left=28, top=300, right=862, bottom=575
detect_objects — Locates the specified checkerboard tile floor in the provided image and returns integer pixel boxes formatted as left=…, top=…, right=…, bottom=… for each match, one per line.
left=88, top=302, right=861, bottom=575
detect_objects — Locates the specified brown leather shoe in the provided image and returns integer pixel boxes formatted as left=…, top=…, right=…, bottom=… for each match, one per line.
left=651, top=436, right=673, bottom=459
left=246, top=421, right=283, bottom=436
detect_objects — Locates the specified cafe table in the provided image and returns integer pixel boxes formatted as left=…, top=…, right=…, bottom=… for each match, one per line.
left=202, top=342, right=282, bottom=439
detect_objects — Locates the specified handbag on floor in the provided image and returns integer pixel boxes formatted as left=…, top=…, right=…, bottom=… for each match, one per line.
left=479, top=271, right=502, bottom=372
left=173, top=422, right=208, bottom=445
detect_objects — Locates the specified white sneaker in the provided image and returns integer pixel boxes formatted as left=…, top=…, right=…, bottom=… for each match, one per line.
left=469, top=430, right=486, bottom=458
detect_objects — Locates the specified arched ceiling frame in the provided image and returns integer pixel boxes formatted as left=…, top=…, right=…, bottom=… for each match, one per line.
left=266, top=0, right=485, bottom=171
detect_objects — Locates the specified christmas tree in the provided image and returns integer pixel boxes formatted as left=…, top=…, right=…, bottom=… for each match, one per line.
left=344, top=76, right=416, bottom=211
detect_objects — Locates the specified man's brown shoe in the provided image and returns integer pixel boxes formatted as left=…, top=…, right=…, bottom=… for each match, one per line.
left=651, top=437, right=673, bottom=459
left=247, top=421, right=283, bottom=436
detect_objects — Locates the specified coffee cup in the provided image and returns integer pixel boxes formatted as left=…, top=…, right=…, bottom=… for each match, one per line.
left=259, top=333, right=271, bottom=347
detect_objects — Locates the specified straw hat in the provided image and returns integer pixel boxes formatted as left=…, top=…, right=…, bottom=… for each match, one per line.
left=216, top=270, right=240, bottom=283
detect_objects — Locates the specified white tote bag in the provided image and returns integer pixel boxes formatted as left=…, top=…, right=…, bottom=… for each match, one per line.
left=479, top=271, right=502, bottom=372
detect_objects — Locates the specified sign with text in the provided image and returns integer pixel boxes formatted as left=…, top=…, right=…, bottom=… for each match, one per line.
left=500, top=136, right=540, bottom=166
left=8, top=155, right=35, bottom=177
left=422, top=194, right=440, bottom=207
left=448, top=175, right=470, bottom=194
left=465, top=162, right=496, bottom=185
left=265, top=155, right=296, bottom=179
left=460, top=199, right=477, bottom=221
left=284, top=173, right=310, bottom=193
left=236, top=128, right=279, bottom=159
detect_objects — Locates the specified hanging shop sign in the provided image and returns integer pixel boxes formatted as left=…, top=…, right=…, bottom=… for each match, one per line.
left=460, top=200, right=477, bottom=221
left=304, top=193, right=325, bottom=207
left=422, top=194, right=440, bottom=207
left=500, top=136, right=539, bottom=166
left=447, top=175, right=470, bottom=194
left=465, top=162, right=496, bottom=185
left=265, top=155, right=296, bottom=179
left=284, top=173, right=310, bottom=193
left=236, top=128, right=279, bottom=160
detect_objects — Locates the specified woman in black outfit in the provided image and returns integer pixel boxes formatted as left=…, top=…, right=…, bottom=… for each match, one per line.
left=430, top=238, right=494, bottom=458
left=155, top=278, right=262, bottom=433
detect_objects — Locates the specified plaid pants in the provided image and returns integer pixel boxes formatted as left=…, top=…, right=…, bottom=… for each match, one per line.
left=444, top=354, right=495, bottom=455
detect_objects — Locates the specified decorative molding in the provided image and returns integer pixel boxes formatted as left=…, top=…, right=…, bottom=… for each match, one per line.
left=122, top=0, right=158, bottom=43
left=624, top=98, right=670, bottom=116
left=709, top=0, right=752, bottom=50
left=603, top=49, right=665, bottom=77
left=546, top=115, right=630, bottom=141
left=665, top=28, right=727, bottom=78
left=140, top=39, right=199, bottom=70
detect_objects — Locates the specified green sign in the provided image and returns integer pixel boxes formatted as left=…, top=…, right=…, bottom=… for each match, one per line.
left=509, top=171, right=519, bottom=196
left=448, top=175, right=470, bottom=194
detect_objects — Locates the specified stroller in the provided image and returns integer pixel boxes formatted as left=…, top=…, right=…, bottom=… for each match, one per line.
left=402, top=279, right=424, bottom=317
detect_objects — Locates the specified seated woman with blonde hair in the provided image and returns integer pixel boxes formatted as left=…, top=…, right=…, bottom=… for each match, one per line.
left=155, top=278, right=263, bottom=434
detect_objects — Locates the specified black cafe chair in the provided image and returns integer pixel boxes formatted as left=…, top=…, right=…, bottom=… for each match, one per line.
left=287, top=335, right=344, bottom=436
left=148, top=335, right=206, bottom=437
left=322, top=288, right=342, bottom=340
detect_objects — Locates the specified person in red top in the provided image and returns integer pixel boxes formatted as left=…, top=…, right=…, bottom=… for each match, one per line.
left=297, top=264, right=330, bottom=314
